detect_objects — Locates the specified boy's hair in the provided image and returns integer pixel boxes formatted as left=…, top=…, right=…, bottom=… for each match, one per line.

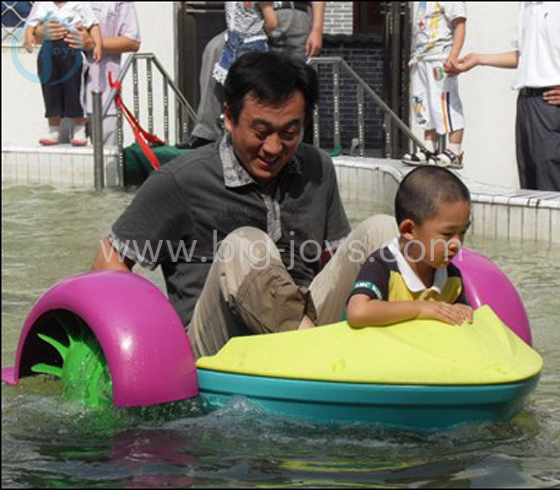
left=224, top=51, right=319, bottom=125
left=395, top=166, right=471, bottom=225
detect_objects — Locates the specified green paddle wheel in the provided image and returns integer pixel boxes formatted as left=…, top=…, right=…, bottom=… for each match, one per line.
left=29, top=311, right=113, bottom=408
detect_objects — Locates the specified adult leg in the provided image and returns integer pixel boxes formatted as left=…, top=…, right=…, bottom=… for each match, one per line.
left=189, top=31, right=227, bottom=144
left=269, top=9, right=312, bottom=60
left=309, top=215, right=398, bottom=325
left=187, top=227, right=316, bottom=358
left=516, top=93, right=560, bottom=191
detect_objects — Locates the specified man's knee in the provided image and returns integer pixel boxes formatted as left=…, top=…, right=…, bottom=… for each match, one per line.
left=354, top=214, right=398, bottom=243
left=217, top=227, right=274, bottom=266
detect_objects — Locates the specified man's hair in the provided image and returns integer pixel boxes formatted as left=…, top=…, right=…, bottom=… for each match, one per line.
left=224, top=51, right=319, bottom=125
left=395, top=166, right=471, bottom=225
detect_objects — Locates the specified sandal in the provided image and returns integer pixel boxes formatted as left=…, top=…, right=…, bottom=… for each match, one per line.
left=402, top=148, right=437, bottom=166
left=39, top=138, right=60, bottom=146
left=436, top=149, right=464, bottom=169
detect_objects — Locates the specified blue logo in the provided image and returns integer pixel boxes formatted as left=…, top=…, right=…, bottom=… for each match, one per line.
left=11, top=19, right=83, bottom=85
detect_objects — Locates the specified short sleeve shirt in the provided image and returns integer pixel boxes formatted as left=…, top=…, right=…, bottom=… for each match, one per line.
left=226, top=2, right=266, bottom=40
left=412, top=2, right=467, bottom=62
left=110, top=139, right=351, bottom=325
left=27, top=1, right=98, bottom=29
left=348, top=238, right=468, bottom=304
left=512, top=2, right=560, bottom=90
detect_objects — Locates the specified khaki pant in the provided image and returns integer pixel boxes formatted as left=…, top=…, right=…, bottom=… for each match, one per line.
left=187, top=215, right=398, bottom=358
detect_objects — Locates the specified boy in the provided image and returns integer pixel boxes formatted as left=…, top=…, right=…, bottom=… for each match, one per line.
left=213, top=2, right=278, bottom=85
left=347, top=166, right=473, bottom=327
left=25, top=2, right=102, bottom=146
left=403, top=2, right=467, bottom=169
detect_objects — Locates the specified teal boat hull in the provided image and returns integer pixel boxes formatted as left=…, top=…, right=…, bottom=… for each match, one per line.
left=197, top=369, right=540, bottom=430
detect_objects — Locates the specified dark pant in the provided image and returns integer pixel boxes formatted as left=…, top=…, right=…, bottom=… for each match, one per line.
left=38, top=40, right=84, bottom=119
left=516, top=90, right=560, bottom=191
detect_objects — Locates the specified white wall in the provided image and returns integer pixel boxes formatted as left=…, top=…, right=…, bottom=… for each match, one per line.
left=1, top=1, right=178, bottom=148
left=411, top=1, right=520, bottom=188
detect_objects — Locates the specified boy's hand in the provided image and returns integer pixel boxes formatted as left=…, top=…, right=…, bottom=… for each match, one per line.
left=417, top=301, right=473, bottom=325
left=444, top=56, right=461, bottom=76
left=93, top=45, right=103, bottom=62
left=24, top=39, right=35, bottom=53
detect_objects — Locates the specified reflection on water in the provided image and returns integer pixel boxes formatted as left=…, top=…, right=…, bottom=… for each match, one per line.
left=2, top=185, right=560, bottom=488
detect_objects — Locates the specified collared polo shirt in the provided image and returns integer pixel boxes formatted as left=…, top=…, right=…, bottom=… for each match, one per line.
left=110, top=138, right=350, bottom=324
left=349, top=238, right=468, bottom=304
left=512, top=2, right=560, bottom=90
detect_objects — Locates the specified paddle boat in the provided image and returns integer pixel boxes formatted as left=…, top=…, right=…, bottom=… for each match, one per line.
left=2, top=248, right=543, bottom=430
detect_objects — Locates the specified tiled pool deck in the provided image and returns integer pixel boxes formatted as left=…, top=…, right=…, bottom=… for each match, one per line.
left=2, top=146, right=560, bottom=244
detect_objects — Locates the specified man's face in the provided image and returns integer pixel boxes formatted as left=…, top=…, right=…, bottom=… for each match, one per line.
left=224, top=91, right=306, bottom=184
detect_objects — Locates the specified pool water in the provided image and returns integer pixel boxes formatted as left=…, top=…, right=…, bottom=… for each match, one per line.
left=2, top=185, right=560, bottom=488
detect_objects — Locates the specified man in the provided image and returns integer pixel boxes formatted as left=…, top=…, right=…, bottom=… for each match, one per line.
left=32, top=2, right=141, bottom=146
left=456, top=2, right=560, bottom=191
left=92, top=52, right=397, bottom=358
left=190, top=1, right=325, bottom=147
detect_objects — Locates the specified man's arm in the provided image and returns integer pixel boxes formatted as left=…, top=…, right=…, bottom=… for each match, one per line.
left=64, top=28, right=140, bottom=54
left=33, top=21, right=68, bottom=44
left=306, top=1, right=325, bottom=58
left=92, top=237, right=135, bottom=271
left=458, top=51, right=519, bottom=72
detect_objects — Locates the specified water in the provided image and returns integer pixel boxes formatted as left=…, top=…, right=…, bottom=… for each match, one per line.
left=2, top=184, right=560, bottom=488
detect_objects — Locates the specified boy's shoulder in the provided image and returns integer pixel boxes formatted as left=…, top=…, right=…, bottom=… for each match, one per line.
left=446, top=261, right=464, bottom=279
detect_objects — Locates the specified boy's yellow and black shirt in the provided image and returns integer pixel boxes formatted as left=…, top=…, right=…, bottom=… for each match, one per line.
left=349, top=238, right=469, bottom=305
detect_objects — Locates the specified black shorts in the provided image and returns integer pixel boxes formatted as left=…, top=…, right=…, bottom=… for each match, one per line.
left=38, top=40, right=84, bottom=119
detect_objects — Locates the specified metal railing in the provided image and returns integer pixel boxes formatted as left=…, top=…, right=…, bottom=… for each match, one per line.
left=307, top=57, right=426, bottom=157
left=91, top=52, right=197, bottom=189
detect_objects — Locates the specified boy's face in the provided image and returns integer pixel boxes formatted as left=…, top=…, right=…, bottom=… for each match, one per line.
left=403, top=200, right=471, bottom=268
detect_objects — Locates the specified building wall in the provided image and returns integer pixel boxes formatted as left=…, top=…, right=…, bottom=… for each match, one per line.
left=318, top=36, right=385, bottom=153
left=324, top=2, right=354, bottom=35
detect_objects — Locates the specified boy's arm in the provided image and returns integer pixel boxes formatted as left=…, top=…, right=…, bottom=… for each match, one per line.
left=258, top=2, right=278, bottom=34
left=347, top=295, right=473, bottom=328
left=444, top=18, right=466, bottom=75
left=24, top=25, right=36, bottom=53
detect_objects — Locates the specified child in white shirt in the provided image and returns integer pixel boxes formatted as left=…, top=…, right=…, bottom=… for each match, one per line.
left=213, top=2, right=278, bottom=85
left=25, top=2, right=102, bottom=146
left=403, top=2, right=467, bottom=169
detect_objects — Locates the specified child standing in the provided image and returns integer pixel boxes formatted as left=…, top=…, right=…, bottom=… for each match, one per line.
left=25, top=2, right=102, bottom=146
left=347, top=166, right=473, bottom=327
left=213, top=2, right=278, bottom=85
left=403, top=2, right=467, bottom=169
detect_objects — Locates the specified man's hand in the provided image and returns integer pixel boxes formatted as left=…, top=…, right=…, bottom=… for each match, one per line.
left=306, top=29, right=323, bottom=58
left=543, top=86, right=560, bottom=106
left=457, top=53, right=480, bottom=73
left=39, top=21, right=68, bottom=42
left=64, top=26, right=92, bottom=50
left=93, top=44, right=103, bottom=62
left=417, top=301, right=474, bottom=325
